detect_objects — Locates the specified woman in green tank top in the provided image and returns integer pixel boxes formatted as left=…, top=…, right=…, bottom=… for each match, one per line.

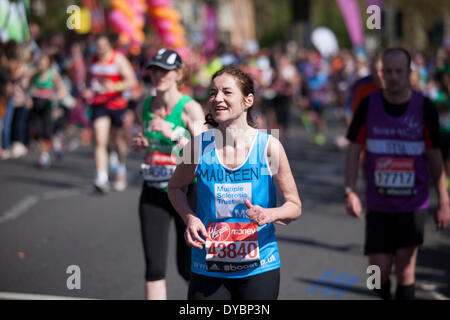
left=132, top=49, right=205, bottom=300
left=28, top=54, right=66, bottom=167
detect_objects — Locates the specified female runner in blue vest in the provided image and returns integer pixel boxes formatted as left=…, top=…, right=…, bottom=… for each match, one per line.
left=168, top=66, right=302, bottom=300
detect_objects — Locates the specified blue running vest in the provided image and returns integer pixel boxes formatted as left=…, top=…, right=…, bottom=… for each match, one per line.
left=191, top=129, right=281, bottom=278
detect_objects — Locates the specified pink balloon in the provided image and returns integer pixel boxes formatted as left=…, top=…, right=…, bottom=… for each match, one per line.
left=128, top=0, right=146, bottom=14
left=176, top=47, right=190, bottom=59
left=155, top=19, right=172, bottom=31
left=161, top=32, right=177, bottom=45
left=109, top=10, right=135, bottom=36
left=147, top=0, right=171, bottom=7
left=134, top=15, right=145, bottom=27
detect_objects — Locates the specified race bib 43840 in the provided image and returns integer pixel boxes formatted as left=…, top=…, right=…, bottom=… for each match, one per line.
left=205, top=222, right=260, bottom=273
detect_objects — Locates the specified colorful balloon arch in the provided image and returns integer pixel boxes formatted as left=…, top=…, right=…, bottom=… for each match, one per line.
left=108, top=0, right=147, bottom=55
left=108, top=0, right=187, bottom=55
left=147, top=0, right=187, bottom=50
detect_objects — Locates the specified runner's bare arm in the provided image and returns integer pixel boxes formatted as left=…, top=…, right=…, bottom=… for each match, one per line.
left=182, top=100, right=206, bottom=138
left=265, top=137, right=302, bottom=225
left=168, top=137, right=201, bottom=224
left=426, top=149, right=450, bottom=229
left=345, top=143, right=362, bottom=190
left=168, top=137, right=207, bottom=248
left=134, top=96, right=149, bottom=129
left=344, top=143, right=363, bottom=218
left=53, top=71, right=68, bottom=100
left=116, top=53, right=138, bottom=91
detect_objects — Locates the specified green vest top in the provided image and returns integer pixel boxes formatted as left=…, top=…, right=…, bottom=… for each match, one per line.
left=32, top=69, right=55, bottom=90
left=142, top=94, right=193, bottom=154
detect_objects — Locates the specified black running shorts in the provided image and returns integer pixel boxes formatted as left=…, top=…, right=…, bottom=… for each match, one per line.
left=188, top=268, right=280, bottom=300
left=90, top=105, right=126, bottom=128
left=364, top=210, right=426, bottom=255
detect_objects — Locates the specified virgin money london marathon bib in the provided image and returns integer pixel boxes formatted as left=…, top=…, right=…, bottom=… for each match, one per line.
left=192, top=129, right=281, bottom=278
left=141, top=95, right=192, bottom=190
left=365, top=90, right=429, bottom=213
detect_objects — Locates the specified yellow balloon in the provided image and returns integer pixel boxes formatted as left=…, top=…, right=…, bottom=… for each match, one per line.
left=75, top=8, right=91, bottom=34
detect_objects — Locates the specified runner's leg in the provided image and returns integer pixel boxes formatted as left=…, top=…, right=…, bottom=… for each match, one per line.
left=188, top=273, right=231, bottom=300
left=230, top=269, right=280, bottom=300
left=394, top=246, right=418, bottom=300
left=172, top=184, right=196, bottom=282
left=369, top=254, right=393, bottom=300
left=110, top=109, right=128, bottom=191
left=139, top=186, right=172, bottom=300
left=93, top=115, right=111, bottom=187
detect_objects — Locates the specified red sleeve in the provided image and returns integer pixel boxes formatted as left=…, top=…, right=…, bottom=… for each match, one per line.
left=424, top=126, right=434, bottom=150
left=355, top=124, right=366, bottom=146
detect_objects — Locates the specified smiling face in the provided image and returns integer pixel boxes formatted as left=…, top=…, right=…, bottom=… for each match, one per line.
left=149, top=66, right=180, bottom=92
left=208, top=73, right=254, bottom=126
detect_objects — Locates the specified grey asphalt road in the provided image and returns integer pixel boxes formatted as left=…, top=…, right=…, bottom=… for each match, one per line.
left=0, top=107, right=449, bottom=300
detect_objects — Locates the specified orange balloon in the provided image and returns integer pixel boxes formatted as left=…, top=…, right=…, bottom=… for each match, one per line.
left=134, top=31, right=145, bottom=43
left=130, top=45, right=141, bottom=55
left=151, top=7, right=180, bottom=21
left=174, top=38, right=186, bottom=48
left=112, top=0, right=134, bottom=20
left=169, top=24, right=185, bottom=36
left=119, top=33, right=131, bottom=45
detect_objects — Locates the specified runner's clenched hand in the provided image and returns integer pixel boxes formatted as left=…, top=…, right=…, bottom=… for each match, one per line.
left=149, top=115, right=173, bottom=140
left=184, top=214, right=207, bottom=249
left=132, top=132, right=149, bottom=152
left=245, top=199, right=272, bottom=226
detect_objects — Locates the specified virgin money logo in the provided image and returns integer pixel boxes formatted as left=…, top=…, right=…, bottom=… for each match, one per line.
left=376, top=158, right=413, bottom=170
left=376, top=158, right=392, bottom=170
left=209, top=223, right=230, bottom=241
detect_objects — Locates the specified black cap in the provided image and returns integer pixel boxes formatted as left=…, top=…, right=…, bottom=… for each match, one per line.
left=146, top=48, right=182, bottom=70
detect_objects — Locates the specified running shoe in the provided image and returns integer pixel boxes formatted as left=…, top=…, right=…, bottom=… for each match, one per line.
left=301, top=114, right=313, bottom=133
left=93, top=180, right=110, bottom=194
left=314, top=133, right=326, bottom=146
left=11, top=142, right=28, bottom=158
left=0, top=149, right=11, bottom=160
left=109, top=151, right=119, bottom=175
left=39, top=151, right=51, bottom=168
left=113, top=174, right=127, bottom=192
left=53, top=137, right=64, bottom=161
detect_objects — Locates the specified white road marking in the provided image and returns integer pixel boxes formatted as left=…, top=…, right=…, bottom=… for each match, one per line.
left=429, top=291, right=450, bottom=300
left=0, top=196, right=39, bottom=224
left=0, top=291, right=96, bottom=300
left=0, top=187, right=88, bottom=224
left=417, top=282, right=450, bottom=300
